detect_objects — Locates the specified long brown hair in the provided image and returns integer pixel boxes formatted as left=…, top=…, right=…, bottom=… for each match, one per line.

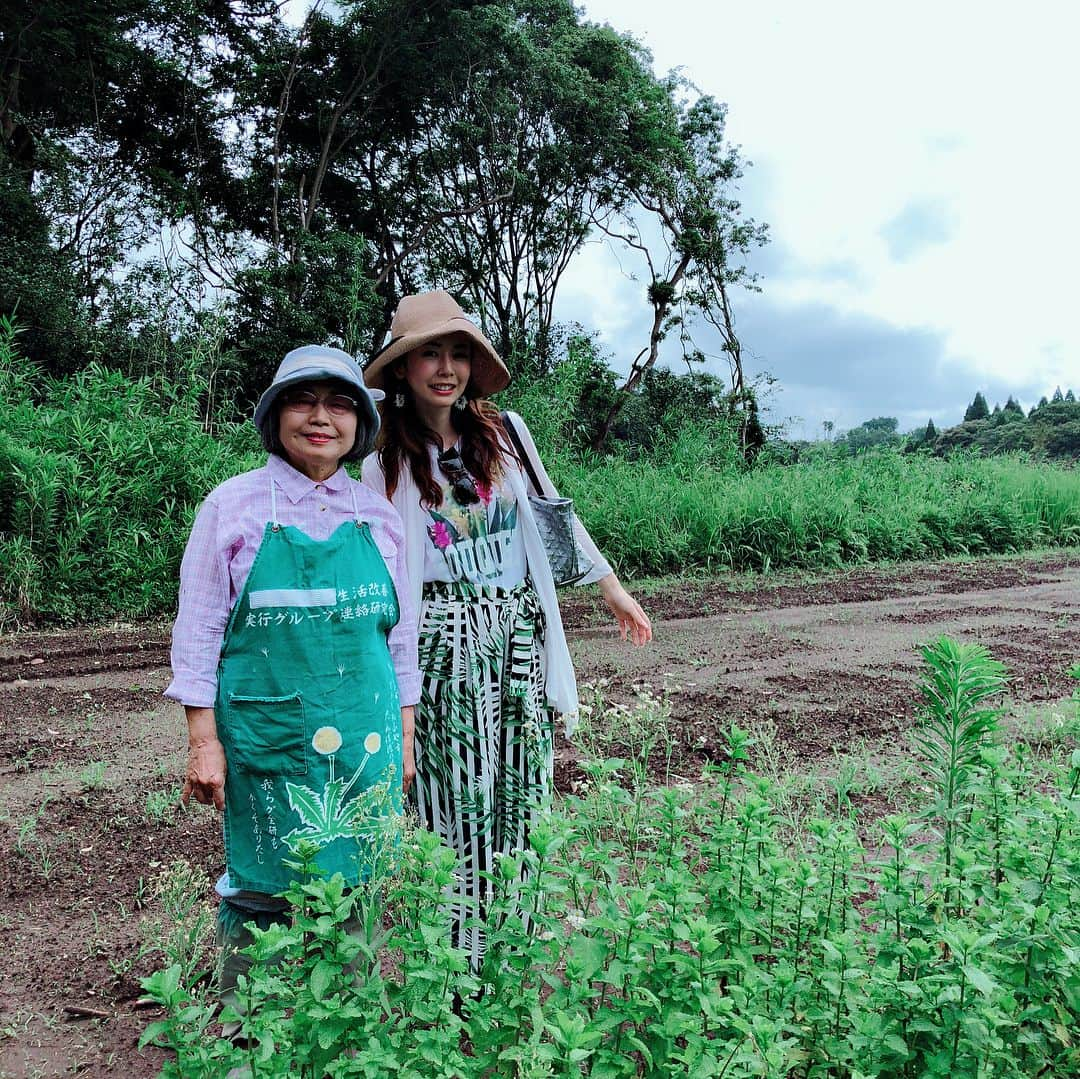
left=377, top=384, right=512, bottom=506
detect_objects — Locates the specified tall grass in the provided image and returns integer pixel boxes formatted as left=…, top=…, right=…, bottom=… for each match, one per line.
left=1, top=322, right=1078, bottom=625
left=559, top=442, right=1080, bottom=577
left=0, top=319, right=261, bottom=625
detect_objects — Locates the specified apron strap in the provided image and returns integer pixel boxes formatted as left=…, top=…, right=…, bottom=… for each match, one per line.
left=350, top=480, right=361, bottom=524
left=269, top=473, right=280, bottom=530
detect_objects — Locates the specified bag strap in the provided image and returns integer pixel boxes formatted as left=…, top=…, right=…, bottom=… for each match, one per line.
left=500, top=411, right=547, bottom=496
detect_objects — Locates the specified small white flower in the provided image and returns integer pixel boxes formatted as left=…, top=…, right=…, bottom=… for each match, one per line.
left=312, top=726, right=343, bottom=755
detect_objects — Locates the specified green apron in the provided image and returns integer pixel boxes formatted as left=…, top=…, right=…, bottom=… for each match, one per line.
left=216, top=477, right=402, bottom=894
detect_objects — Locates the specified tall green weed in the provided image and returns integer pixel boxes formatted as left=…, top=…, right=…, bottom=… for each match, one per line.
left=141, top=644, right=1080, bottom=1077
left=557, top=446, right=1080, bottom=576
left=2, top=319, right=1079, bottom=623
left=0, top=332, right=260, bottom=625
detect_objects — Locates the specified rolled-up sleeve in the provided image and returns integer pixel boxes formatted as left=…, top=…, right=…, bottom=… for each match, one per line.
left=165, top=495, right=233, bottom=707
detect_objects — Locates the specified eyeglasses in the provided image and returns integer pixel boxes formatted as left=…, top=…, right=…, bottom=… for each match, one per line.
left=280, top=389, right=359, bottom=416
left=437, top=447, right=480, bottom=506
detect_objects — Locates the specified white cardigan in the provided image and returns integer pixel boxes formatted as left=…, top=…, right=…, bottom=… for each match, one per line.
left=361, top=412, right=611, bottom=735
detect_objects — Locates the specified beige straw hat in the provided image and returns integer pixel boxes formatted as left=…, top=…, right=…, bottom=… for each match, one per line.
left=364, top=290, right=510, bottom=396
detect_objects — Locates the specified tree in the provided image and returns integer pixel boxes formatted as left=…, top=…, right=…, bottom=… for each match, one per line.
left=998, top=396, right=1025, bottom=424
left=0, top=0, right=278, bottom=372
left=925, top=418, right=938, bottom=441
left=1042, top=420, right=1080, bottom=459
left=227, top=0, right=685, bottom=370
left=414, top=0, right=671, bottom=360
left=963, top=391, right=990, bottom=422
left=590, top=90, right=767, bottom=450
left=842, top=416, right=899, bottom=454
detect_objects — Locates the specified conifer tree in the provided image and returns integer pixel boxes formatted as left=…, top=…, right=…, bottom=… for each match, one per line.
left=963, top=391, right=990, bottom=422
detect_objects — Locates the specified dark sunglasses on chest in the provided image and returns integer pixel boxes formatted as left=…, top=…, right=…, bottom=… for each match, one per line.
left=437, top=447, right=480, bottom=506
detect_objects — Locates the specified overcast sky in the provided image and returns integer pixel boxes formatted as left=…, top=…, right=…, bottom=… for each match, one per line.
left=558, top=0, right=1080, bottom=438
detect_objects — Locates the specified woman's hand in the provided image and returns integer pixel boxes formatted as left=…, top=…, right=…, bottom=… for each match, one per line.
left=182, top=706, right=226, bottom=811
left=597, top=574, right=653, bottom=646
left=401, top=706, right=416, bottom=795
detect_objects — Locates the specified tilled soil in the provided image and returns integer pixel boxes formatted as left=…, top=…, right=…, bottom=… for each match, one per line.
left=0, top=550, right=1077, bottom=1077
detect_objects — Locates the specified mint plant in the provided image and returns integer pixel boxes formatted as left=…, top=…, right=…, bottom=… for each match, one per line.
left=141, top=643, right=1080, bottom=1077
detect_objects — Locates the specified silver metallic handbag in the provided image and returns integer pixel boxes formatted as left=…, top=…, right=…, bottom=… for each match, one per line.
left=501, top=412, right=594, bottom=588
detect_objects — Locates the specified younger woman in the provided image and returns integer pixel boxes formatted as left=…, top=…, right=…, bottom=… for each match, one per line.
left=362, top=291, right=650, bottom=968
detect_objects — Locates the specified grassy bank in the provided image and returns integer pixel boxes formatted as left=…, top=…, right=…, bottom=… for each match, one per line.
left=560, top=444, right=1080, bottom=577
left=2, top=335, right=1078, bottom=625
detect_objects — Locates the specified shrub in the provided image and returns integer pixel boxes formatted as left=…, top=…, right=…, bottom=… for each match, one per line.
left=0, top=332, right=260, bottom=626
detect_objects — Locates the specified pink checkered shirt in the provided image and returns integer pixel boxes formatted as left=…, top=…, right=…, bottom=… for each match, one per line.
left=165, top=454, right=420, bottom=708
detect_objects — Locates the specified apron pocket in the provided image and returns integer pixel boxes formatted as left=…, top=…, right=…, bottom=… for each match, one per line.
left=226, top=693, right=308, bottom=777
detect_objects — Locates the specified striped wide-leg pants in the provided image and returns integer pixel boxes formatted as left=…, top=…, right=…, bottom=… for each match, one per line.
left=414, top=578, right=555, bottom=971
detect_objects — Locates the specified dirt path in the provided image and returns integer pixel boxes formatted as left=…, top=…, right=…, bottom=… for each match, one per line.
left=0, top=551, right=1077, bottom=1077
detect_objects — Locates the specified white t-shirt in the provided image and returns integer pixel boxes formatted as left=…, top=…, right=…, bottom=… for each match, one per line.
left=421, top=448, right=526, bottom=589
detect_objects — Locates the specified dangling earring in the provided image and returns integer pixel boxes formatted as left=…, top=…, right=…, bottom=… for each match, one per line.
left=394, top=391, right=405, bottom=408
left=454, top=395, right=468, bottom=412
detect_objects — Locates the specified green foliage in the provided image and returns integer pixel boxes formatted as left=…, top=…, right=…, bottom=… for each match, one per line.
left=1, top=0, right=274, bottom=374
left=2, top=320, right=1079, bottom=622
left=913, top=638, right=1006, bottom=905
left=496, top=331, right=608, bottom=462
left=840, top=416, right=900, bottom=455
left=928, top=392, right=1080, bottom=461
left=230, top=233, right=382, bottom=400
left=0, top=333, right=260, bottom=626
left=141, top=644, right=1080, bottom=1077
left=557, top=445, right=1080, bottom=577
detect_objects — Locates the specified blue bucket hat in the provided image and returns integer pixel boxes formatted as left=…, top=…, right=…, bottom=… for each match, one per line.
left=254, top=345, right=384, bottom=460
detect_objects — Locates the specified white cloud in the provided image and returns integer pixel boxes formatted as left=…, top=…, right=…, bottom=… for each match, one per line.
left=575, top=0, right=1080, bottom=431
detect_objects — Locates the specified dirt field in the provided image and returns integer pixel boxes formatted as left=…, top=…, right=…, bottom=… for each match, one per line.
left=1, top=550, right=1077, bottom=1078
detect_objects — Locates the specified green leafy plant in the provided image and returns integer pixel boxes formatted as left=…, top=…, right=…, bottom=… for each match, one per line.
left=912, top=636, right=1006, bottom=904
left=144, top=789, right=176, bottom=824
left=138, top=643, right=1080, bottom=1077
left=79, top=760, right=109, bottom=790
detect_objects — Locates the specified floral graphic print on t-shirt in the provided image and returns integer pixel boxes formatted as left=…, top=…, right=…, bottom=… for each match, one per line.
left=424, top=479, right=522, bottom=586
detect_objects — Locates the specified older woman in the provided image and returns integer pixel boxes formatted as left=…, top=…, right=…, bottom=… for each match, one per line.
left=166, top=345, right=419, bottom=1023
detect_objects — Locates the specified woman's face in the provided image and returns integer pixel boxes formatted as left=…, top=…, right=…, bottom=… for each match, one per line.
left=398, top=333, right=472, bottom=421
left=276, top=379, right=359, bottom=481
